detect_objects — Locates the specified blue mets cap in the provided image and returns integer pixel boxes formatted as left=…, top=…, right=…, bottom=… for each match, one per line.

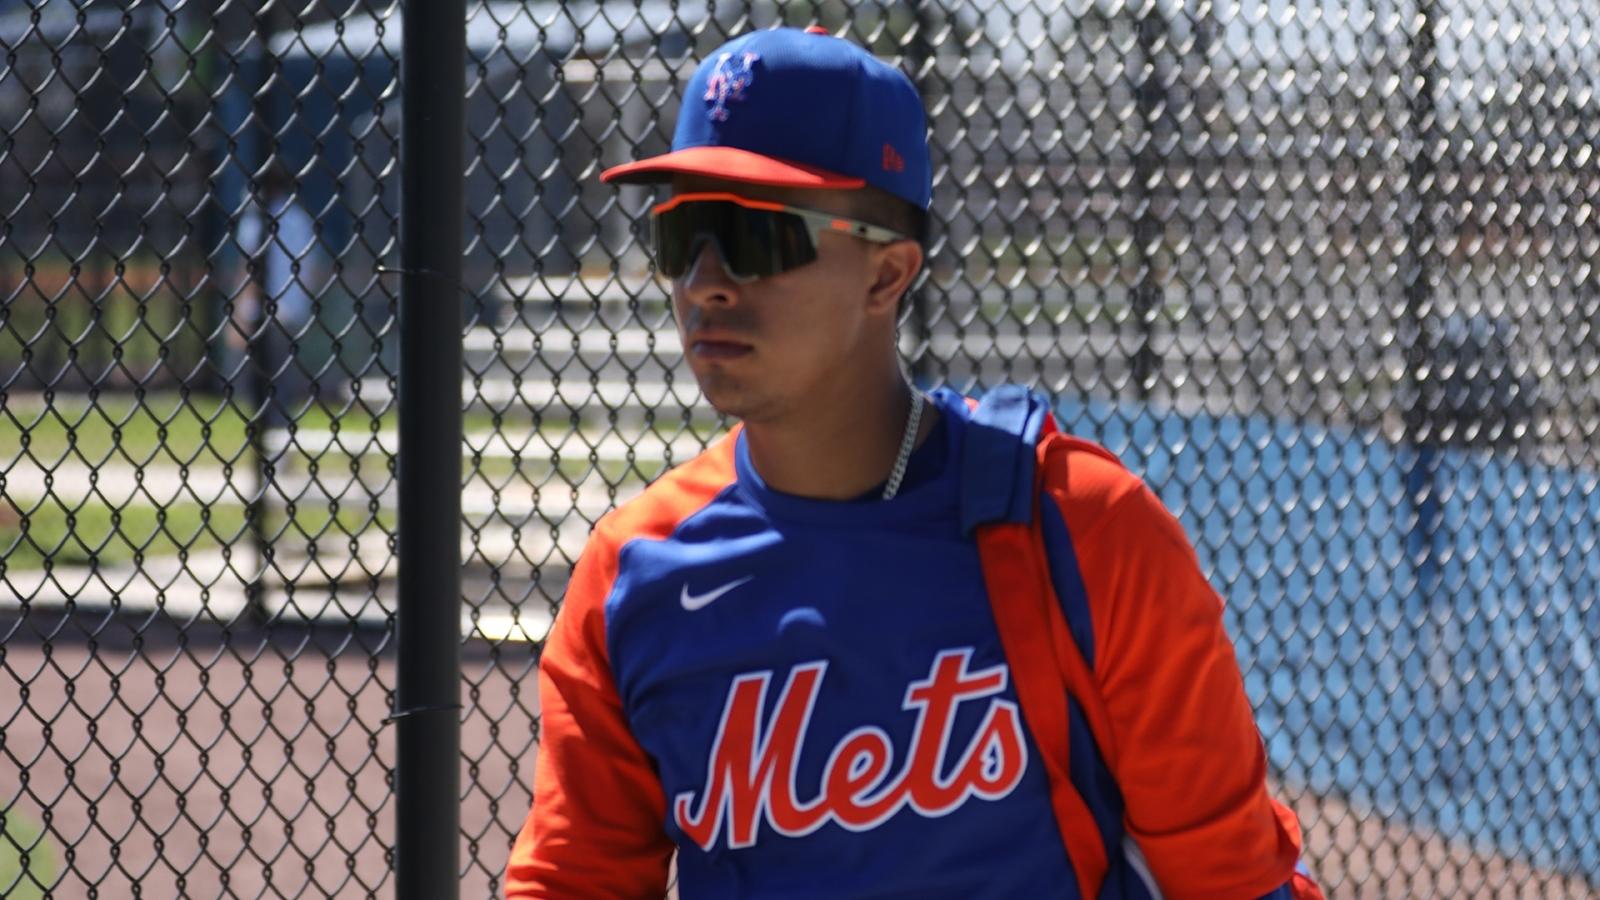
left=601, top=26, right=933, bottom=210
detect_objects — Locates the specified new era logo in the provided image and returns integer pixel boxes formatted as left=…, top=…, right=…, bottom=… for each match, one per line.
left=882, top=143, right=906, bottom=173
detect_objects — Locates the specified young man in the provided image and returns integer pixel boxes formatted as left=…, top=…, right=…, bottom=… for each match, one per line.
left=507, top=26, right=1320, bottom=899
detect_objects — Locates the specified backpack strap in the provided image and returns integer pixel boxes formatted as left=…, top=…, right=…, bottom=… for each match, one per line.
left=965, top=386, right=1125, bottom=898
left=958, top=385, right=1054, bottom=535
left=1031, top=440, right=1161, bottom=899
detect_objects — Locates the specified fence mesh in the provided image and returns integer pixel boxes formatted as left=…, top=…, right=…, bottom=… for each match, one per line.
left=2, top=0, right=1598, bottom=897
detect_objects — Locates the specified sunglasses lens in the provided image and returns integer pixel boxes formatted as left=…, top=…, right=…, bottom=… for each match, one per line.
left=650, top=211, right=690, bottom=278
left=652, top=201, right=818, bottom=281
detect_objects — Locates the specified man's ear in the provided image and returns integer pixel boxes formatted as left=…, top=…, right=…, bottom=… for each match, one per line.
left=865, top=240, right=924, bottom=318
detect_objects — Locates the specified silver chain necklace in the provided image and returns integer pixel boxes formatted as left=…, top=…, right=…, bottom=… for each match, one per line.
left=881, top=389, right=926, bottom=500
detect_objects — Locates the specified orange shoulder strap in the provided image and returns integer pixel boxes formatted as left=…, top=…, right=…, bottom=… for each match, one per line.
left=977, top=516, right=1110, bottom=899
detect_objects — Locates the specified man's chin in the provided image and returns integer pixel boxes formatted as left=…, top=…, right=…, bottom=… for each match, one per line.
left=692, top=377, right=744, bottom=414
left=694, top=378, right=769, bottom=423
left=704, top=393, right=758, bottom=422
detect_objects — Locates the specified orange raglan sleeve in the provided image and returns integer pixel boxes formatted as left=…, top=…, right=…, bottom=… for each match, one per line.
left=1047, top=444, right=1303, bottom=899
left=505, top=522, right=675, bottom=899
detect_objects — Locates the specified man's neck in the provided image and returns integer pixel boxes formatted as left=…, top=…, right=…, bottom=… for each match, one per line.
left=742, top=374, right=936, bottom=501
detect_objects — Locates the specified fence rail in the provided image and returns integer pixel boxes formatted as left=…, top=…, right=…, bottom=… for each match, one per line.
left=2, top=0, right=1598, bottom=897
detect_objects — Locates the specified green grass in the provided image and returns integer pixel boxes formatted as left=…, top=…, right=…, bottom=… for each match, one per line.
left=0, top=392, right=395, bottom=465
left=0, top=391, right=625, bottom=467
left=0, top=810, right=56, bottom=900
left=0, top=498, right=395, bottom=570
left=0, top=390, right=724, bottom=570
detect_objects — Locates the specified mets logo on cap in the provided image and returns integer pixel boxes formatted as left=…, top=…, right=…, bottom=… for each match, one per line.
left=704, top=51, right=760, bottom=122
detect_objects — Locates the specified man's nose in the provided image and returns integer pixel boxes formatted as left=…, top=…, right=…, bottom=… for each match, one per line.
left=676, top=239, right=744, bottom=307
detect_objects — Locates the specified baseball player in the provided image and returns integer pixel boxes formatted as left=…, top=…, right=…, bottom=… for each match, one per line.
left=507, top=26, right=1323, bottom=899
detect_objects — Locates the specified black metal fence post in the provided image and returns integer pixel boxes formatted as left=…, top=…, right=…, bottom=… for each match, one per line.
left=242, top=259, right=274, bottom=626
left=395, top=0, right=465, bottom=896
left=1132, top=9, right=1173, bottom=402
left=905, top=0, right=934, bottom=387
left=1402, top=0, right=1442, bottom=614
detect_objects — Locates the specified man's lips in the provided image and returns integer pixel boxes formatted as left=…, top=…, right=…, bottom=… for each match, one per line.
left=689, top=336, right=753, bottom=360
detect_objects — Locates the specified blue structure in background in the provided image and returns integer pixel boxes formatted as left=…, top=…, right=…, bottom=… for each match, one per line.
left=1048, top=394, right=1600, bottom=880
left=217, top=28, right=575, bottom=281
left=237, top=0, right=715, bottom=286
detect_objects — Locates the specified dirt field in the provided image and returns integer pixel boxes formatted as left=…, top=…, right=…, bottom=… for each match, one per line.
left=0, top=622, right=539, bottom=900
left=1, top=627, right=1593, bottom=899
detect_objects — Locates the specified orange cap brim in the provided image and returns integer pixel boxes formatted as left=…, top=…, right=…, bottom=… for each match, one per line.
left=600, top=145, right=866, bottom=190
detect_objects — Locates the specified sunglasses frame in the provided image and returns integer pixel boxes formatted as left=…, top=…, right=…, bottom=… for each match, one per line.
left=649, top=191, right=914, bottom=281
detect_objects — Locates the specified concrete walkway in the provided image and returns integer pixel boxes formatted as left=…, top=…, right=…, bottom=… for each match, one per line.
left=1, top=441, right=673, bottom=513
left=2, top=528, right=562, bottom=643
left=0, top=444, right=683, bottom=641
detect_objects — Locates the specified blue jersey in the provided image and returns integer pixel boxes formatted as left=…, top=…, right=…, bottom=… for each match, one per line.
left=608, top=397, right=1077, bottom=896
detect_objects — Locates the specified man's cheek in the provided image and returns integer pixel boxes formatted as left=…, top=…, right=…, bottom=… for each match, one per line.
left=674, top=298, right=701, bottom=334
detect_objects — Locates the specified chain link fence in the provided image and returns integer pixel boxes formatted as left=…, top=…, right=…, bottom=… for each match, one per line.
left=2, top=0, right=1598, bottom=896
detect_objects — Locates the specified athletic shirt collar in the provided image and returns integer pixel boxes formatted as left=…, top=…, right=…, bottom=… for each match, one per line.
left=732, top=389, right=966, bottom=527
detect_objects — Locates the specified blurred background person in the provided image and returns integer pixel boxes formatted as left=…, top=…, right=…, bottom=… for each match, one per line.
left=230, top=161, right=323, bottom=430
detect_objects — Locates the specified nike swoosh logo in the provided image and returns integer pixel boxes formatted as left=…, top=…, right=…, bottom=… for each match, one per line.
left=680, top=576, right=755, bottom=612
